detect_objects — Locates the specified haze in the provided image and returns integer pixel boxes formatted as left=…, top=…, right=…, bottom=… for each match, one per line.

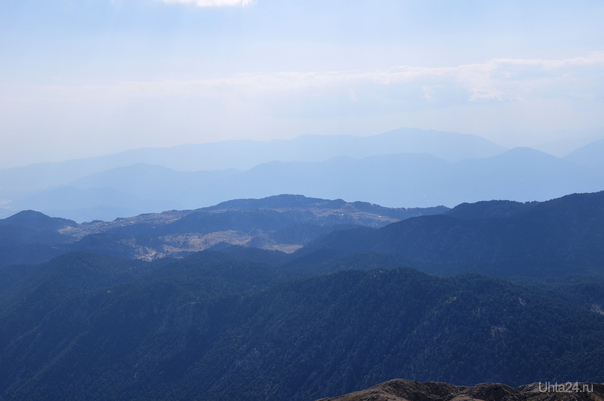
left=1, top=0, right=604, bottom=168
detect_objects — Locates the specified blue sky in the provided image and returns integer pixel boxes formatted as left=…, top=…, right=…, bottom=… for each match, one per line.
left=1, top=0, right=604, bottom=168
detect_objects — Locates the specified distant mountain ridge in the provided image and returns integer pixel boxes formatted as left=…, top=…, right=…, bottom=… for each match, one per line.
left=2, top=127, right=604, bottom=222
left=0, top=194, right=447, bottom=267
left=0, top=210, right=76, bottom=248
left=300, top=190, right=604, bottom=277
left=3, top=190, right=604, bottom=280
left=7, top=146, right=604, bottom=222
left=0, top=210, right=76, bottom=231
left=0, top=128, right=509, bottom=221
left=0, top=127, right=503, bottom=189
left=565, top=138, right=604, bottom=167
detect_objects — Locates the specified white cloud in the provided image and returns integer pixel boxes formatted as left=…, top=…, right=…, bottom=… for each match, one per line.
left=4, top=52, right=603, bottom=160
left=160, top=0, right=254, bottom=7
left=14, top=53, right=604, bottom=105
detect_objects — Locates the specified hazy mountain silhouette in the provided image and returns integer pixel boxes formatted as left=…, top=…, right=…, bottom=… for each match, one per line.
left=3, top=128, right=604, bottom=222
left=8, top=145, right=602, bottom=222
left=565, top=138, right=604, bottom=167
left=0, top=128, right=504, bottom=195
left=11, top=185, right=179, bottom=222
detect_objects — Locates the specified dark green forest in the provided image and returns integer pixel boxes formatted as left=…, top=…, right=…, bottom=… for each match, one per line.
left=1, top=192, right=604, bottom=400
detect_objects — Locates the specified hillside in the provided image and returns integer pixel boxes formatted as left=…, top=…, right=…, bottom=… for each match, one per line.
left=317, top=379, right=604, bottom=401
left=302, top=191, right=604, bottom=277
left=0, top=254, right=603, bottom=401
left=4, top=190, right=604, bottom=279
left=2, top=191, right=604, bottom=400
left=0, top=195, right=446, bottom=267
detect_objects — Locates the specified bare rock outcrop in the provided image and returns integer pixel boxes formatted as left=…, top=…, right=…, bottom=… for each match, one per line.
left=317, top=379, right=604, bottom=401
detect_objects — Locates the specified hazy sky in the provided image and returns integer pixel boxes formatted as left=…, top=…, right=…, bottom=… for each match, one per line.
left=1, top=0, right=604, bottom=168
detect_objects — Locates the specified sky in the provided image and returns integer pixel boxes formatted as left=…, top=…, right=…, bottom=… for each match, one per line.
left=1, top=0, right=604, bottom=168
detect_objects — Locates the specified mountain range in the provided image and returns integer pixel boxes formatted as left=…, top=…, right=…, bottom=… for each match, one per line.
left=300, top=190, right=604, bottom=277
left=2, top=128, right=604, bottom=400
left=3, top=190, right=604, bottom=279
left=2, top=127, right=603, bottom=222
left=1, top=251, right=603, bottom=401
left=0, top=194, right=446, bottom=267
left=1, top=190, right=604, bottom=400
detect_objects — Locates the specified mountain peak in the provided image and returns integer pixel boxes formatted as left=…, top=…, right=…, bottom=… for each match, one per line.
left=1, top=210, right=77, bottom=229
left=445, top=200, right=530, bottom=220
left=205, top=194, right=334, bottom=210
left=565, top=138, right=604, bottom=166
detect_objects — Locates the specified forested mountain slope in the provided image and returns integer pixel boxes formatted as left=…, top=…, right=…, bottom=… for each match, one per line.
left=302, top=191, right=604, bottom=277
left=0, top=195, right=446, bottom=267
left=0, top=250, right=603, bottom=401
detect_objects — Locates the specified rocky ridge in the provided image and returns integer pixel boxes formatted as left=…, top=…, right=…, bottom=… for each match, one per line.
left=317, top=379, right=604, bottom=401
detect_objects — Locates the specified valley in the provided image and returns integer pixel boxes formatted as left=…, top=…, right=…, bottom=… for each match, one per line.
left=4, top=1, right=604, bottom=399
left=0, top=190, right=603, bottom=400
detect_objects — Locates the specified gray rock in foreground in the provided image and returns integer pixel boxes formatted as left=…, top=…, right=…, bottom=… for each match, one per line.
left=317, top=379, right=604, bottom=401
